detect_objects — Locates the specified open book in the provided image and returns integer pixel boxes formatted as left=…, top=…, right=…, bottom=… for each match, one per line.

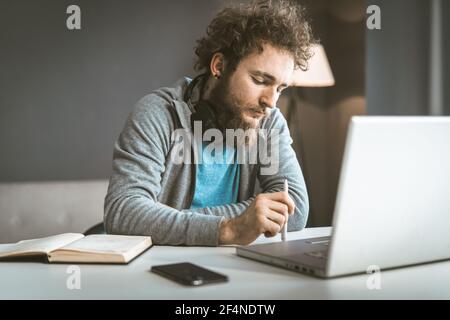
left=0, top=233, right=152, bottom=264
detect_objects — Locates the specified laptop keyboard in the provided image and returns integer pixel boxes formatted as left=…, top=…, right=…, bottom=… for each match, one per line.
left=305, top=250, right=328, bottom=260
left=305, top=239, right=330, bottom=246
left=302, top=237, right=330, bottom=260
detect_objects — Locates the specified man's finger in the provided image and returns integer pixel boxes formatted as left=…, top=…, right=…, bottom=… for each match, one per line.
left=265, top=209, right=286, bottom=229
left=264, top=191, right=295, bottom=214
left=263, top=218, right=281, bottom=237
left=266, top=200, right=288, bottom=216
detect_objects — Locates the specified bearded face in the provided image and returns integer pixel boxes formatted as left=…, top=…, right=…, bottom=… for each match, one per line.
left=203, top=43, right=294, bottom=146
left=207, top=72, right=265, bottom=146
left=208, top=70, right=267, bottom=131
left=211, top=45, right=293, bottom=122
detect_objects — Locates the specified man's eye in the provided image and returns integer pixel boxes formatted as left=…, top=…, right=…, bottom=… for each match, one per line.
left=252, top=77, right=265, bottom=85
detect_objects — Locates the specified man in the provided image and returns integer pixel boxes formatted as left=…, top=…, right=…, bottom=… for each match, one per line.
left=104, top=0, right=314, bottom=246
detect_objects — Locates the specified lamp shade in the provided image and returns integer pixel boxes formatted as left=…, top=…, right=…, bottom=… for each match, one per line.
left=291, top=44, right=335, bottom=87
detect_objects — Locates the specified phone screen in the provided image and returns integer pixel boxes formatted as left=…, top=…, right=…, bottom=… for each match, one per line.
left=151, top=262, right=228, bottom=286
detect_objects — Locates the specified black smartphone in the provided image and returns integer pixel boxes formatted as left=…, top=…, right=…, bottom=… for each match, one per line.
left=151, top=262, right=228, bottom=286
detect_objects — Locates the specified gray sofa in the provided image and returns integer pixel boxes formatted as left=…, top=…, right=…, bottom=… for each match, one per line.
left=0, top=180, right=108, bottom=243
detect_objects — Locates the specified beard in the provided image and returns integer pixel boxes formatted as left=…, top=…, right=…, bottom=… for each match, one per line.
left=207, top=73, right=266, bottom=146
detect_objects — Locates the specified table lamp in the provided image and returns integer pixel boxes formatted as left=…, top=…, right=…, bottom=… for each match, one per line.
left=286, top=43, right=335, bottom=185
left=291, top=43, right=335, bottom=87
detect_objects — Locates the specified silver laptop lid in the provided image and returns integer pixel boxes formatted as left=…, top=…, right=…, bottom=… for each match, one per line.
left=327, top=116, right=450, bottom=277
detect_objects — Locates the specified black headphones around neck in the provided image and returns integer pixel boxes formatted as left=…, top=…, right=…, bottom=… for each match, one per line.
left=184, top=73, right=221, bottom=132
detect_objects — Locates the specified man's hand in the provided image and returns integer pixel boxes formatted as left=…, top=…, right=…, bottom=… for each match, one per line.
left=219, top=191, right=295, bottom=245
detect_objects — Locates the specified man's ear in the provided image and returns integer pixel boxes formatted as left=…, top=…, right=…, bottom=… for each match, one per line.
left=210, top=52, right=226, bottom=79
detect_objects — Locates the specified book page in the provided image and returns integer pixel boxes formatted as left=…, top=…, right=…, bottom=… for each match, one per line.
left=0, top=233, right=84, bottom=258
left=55, top=234, right=151, bottom=254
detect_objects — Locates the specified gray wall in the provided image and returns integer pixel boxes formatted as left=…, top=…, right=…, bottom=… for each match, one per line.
left=366, top=0, right=449, bottom=115
left=366, top=0, right=431, bottom=115
left=0, top=0, right=223, bottom=182
left=444, top=0, right=450, bottom=114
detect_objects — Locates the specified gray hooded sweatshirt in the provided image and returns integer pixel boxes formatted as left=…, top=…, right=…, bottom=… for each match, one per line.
left=104, top=77, right=309, bottom=246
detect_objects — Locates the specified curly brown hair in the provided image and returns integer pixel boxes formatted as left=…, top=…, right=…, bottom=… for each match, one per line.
left=194, top=0, right=316, bottom=75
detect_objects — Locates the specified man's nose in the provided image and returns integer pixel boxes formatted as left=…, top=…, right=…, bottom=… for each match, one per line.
left=260, top=88, right=279, bottom=109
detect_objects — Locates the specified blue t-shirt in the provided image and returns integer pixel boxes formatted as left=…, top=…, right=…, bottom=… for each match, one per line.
left=190, top=142, right=240, bottom=209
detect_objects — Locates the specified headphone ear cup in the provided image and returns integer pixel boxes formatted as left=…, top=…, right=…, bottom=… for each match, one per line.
left=190, top=100, right=219, bottom=132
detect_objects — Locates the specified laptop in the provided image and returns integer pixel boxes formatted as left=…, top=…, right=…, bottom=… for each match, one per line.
left=236, top=116, right=450, bottom=278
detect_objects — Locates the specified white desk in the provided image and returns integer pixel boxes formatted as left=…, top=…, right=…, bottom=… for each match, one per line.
left=1, top=227, right=449, bottom=299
